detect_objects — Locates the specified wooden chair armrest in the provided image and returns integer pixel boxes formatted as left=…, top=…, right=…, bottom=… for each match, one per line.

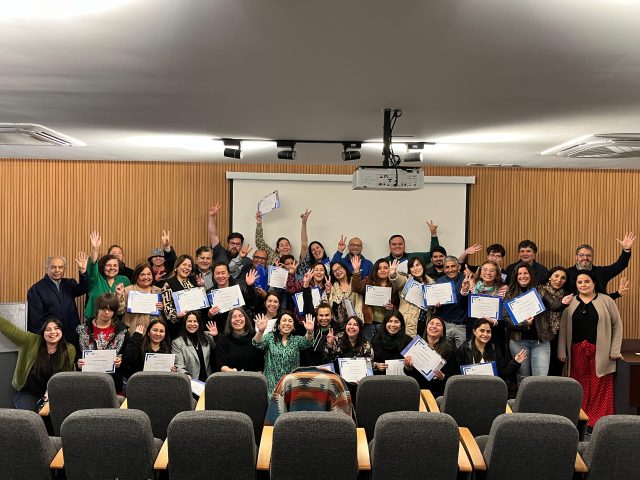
left=579, top=409, right=588, bottom=422
left=575, top=452, right=588, bottom=473
left=50, top=448, right=64, bottom=469
left=356, top=427, right=371, bottom=471
left=505, top=404, right=513, bottom=413
left=39, top=401, right=50, bottom=417
left=458, top=427, right=486, bottom=471
left=154, top=439, right=169, bottom=470
left=120, top=398, right=128, bottom=409
left=195, top=393, right=205, bottom=411
left=418, top=396, right=427, bottom=412
left=420, top=389, right=440, bottom=412
left=256, top=425, right=273, bottom=470
left=458, top=442, right=472, bottom=473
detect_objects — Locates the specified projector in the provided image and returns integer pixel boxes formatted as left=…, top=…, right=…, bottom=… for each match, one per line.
left=352, top=167, right=424, bottom=191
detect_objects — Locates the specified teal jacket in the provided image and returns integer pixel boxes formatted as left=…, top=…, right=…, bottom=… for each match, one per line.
left=85, top=257, right=130, bottom=319
left=0, top=316, right=76, bottom=391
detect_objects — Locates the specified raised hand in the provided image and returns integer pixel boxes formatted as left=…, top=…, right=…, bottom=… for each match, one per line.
left=617, top=277, right=630, bottom=296
left=303, top=270, right=312, bottom=288
left=208, top=306, right=220, bottom=317
left=287, top=260, right=299, bottom=275
left=255, top=211, right=263, bottom=224
left=427, top=219, right=438, bottom=236
left=255, top=314, right=268, bottom=333
left=514, top=348, right=528, bottom=364
left=303, top=314, right=315, bottom=333
left=115, top=282, right=125, bottom=299
left=337, top=235, right=347, bottom=253
left=561, top=294, right=574, bottom=305
left=239, top=243, right=253, bottom=258
left=245, top=269, right=258, bottom=286
left=461, top=269, right=474, bottom=292
left=74, top=251, right=88, bottom=271
left=161, top=230, right=171, bottom=248
left=134, top=324, right=146, bottom=335
left=206, top=321, right=219, bottom=337
left=89, top=231, right=102, bottom=250
left=208, top=203, right=221, bottom=217
left=350, top=255, right=361, bottom=273
left=389, top=258, right=400, bottom=277
left=155, top=271, right=166, bottom=282
left=497, top=285, right=508, bottom=298
left=326, top=327, right=335, bottom=346
left=617, top=232, right=636, bottom=250
left=300, top=209, right=311, bottom=223
left=324, top=275, right=332, bottom=293
left=195, top=274, right=205, bottom=287
left=464, top=244, right=482, bottom=256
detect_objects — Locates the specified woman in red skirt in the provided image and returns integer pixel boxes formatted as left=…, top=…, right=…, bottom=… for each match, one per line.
left=558, top=270, right=623, bottom=427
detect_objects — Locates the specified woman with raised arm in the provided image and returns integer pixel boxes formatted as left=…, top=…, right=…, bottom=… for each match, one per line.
left=172, top=311, right=218, bottom=381
left=389, top=257, right=434, bottom=337
left=252, top=311, right=314, bottom=393
left=149, top=229, right=177, bottom=287
left=254, top=210, right=293, bottom=266
left=85, top=231, right=131, bottom=320
left=371, top=310, right=412, bottom=374
left=0, top=316, right=75, bottom=410
left=558, top=270, right=623, bottom=428
left=117, top=263, right=164, bottom=336
left=206, top=262, right=259, bottom=332
left=161, top=254, right=204, bottom=339
left=350, top=255, right=400, bottom=342
left=322, top=261, right=364, bottom=330
left=215, top=307, right=264, bottom=372
left=404, top=316, right=458, bottom=397
left=121, top=319, right=176, bottom=375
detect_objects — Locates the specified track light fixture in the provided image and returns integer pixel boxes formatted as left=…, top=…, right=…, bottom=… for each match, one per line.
left=222, top=138, right=242, bottom=159
left=277, top=141, right=297, bottom=160
left=341, top=142, right=362, bottom=161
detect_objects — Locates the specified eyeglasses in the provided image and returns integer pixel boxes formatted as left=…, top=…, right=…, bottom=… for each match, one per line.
left=348, top=243, right=362, bottom=248
left=577, top=253, right=593, bottom=258
left=254, top=256, right=267, bottom=261
left=228, top=241, right=242, bottom=246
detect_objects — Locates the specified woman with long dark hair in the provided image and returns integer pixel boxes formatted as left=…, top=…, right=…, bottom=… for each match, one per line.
left=0, top=316, right=75, bottom=410
left=172, top=311, right=217, bottom=382
left=216, top=307, right=264, bottom=372
left=161, top=254, right=205, bottom=339
left=371, top=310, right=412, bottom=374
left=118, top=263, right=164, bottom=335
left=389, top=257, right=434, bottom=337
left=121, top=319, right=175, bottom=375
left=322, top=261, right=364, bottom=330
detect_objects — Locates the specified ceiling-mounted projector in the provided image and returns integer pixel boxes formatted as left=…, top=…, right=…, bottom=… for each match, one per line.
left=353, top=167, right=424, bottom=190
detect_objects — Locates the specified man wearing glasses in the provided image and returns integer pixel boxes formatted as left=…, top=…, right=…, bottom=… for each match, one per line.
left=331, top=236, right=374, bottom=278
left=207, top=202, right=250, bottom=278
left=565, top=232, right=635, bottom=297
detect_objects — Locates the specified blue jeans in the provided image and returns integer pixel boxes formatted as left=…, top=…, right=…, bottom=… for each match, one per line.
left=509, top=339, right=550, bottom=385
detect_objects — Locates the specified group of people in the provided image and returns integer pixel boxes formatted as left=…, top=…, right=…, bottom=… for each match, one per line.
left=3, top=204, right=632, bottom=428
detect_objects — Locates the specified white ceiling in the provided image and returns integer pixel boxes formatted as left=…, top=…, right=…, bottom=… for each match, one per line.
left=2, top=0, right=640, bottom=168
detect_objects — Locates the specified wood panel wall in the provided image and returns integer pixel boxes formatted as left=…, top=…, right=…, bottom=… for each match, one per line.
left=1, top=160, right=638, bottom=338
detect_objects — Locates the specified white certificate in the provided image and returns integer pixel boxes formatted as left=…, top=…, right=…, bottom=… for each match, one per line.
left=365, top=285, right=392, bottom=307
left=342, top=298, right=356, bottom=317
left=127, top=291, right=161, bottom=315
left=401, top=277, right=427, bottom=309
left=257, top=190, right=281, bottom=215
left=338, top=357, right=373, bottom=383
left=293, top=287, right=322, bottom=313
left=191, top=379, right=205, bottom=397
left=424, top=282, right=455, bottom=306
left=315, top=363, right=336, bottom=373
left=460, top=361, right=497, bottom=376
left=172, top=287, right=209, bottom=313
left=208, top=285, right=245, bottom=313
left=385, top=359, right=406, bottom=376
left=469, top=294, right=503, bottom=320
left=505, top=289, right=545, bottom=325
left=82, top=349, right=116, bottom=373
left=143, top=353, right=176, bottom=372
left=400, top=336, right=446, bottom=381
left=268, top=266, right=289, bottom=289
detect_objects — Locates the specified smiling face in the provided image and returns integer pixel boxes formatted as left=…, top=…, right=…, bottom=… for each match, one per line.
left=431, top=252, right=445, bottom=268
left=176, top=258, right=193, bottom=279
left=426, top=318, right=444, bottom=340
left=185, top=314, right=199, bottom=334
left=104, top=259, right=120, bottom=279
left=252, top=250, right=268, bottom=268
left=196, top=251, right=212, bottom=273
left=137, top=266, right=154, bottom=288
left=310, top=242, right=324, bottom=261
left=331, top=263, right=346, bottom=281
left=151, top=255, right=165, bottom=267
left=389, top=236, right=405, bottom=257
left=227, top=237, right=242, bottom=256
left=348, top=238, right=363, bottom=256
left=519, top=247, right=535, bottom=264
left=317, top=307, right=332, bottom=328
left=214, top=264, right=229, bottom=287
left=576, top=273, right=596, bottom=296
left=43, top=321, right=63, bottom=347
left=385, top=316, right=402, bottom=335
left=549, top=270, right=567, bottom=290
left=473, top=322, right=492, bottom=346
left=108, top=246, right=124, bottom=262
left=479, top=262, right=498, bottom=284
left=576, top=248, right=594, bottom=269
left=229, top=309, right=246, bottom=333
left=443, top=260, right=460, bottom=279
left=312, top=264, right=326, bottom=282
left=46, top=257, right=66, bottom=281
left=148, top=322, right=166, bottom=344
left=409, top=259, right=424, bottom=279
left=377, top=261, right=390, bottom=280
left=265, top=294, right=280, bottom=317
left=278, top=314, right=294, bottom=336
left=487, top=250, right=504, bottom=266
left=277, top=239, right=291, bottom=256
left=516, top=266, right=531, bottom=288
left=345, top=318, right=360, bottom=339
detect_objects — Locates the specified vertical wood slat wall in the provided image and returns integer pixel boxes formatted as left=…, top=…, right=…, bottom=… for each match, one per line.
left=0, top=160, right=637, bottom=338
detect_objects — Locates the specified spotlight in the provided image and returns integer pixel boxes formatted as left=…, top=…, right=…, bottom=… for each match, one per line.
left=404, top=142, right=424, bottom=162
left=341, top=142, right=362, bottom=161
left=222, top=138, right=242, bottom=159
left=277, top=141, right=297, bottom=160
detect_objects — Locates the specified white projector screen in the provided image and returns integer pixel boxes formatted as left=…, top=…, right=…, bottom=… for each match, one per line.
left=228, top=172, right=474, bottom=265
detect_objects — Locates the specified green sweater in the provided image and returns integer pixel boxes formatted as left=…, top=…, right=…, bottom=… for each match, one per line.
left=85, top=257, right=131, bottom=319
left=0, top=316, right=76, bottom=391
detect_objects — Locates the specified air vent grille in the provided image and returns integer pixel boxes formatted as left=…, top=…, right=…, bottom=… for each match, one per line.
left=0, top=124, right=84, bottom=147
left=543, top=134, right=640, bottom=158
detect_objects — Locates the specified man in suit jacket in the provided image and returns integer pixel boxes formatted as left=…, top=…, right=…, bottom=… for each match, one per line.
left=27, top=254, right=88, bottom=347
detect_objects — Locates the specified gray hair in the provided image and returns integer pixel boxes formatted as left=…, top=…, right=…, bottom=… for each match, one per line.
left=45, top=256, right=67, bottom=269
left=443, top=255, right=460, bottom=265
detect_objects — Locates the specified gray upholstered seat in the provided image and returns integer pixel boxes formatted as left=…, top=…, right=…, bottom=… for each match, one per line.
left=271, top=411, right=358, bottom=480
left=579, top=415, right=640, bottom=480
left=438, top=375, right=507, bottom=435
left=0, top=409, right=59, bottom=480
left=480, top=413, right=577, bottom=480
left=48, top=371, right=120, bottom=435
left=167, top=410, right=256, bottom=480
left=369, top=411, right=459, bottom=480
left=205, top=371, right=268, bottom=443
left=126, top=371, right=194, bottom=439
left=355, top=375, right=420, bottom=439
left=60, top=408, right=161, bottom=480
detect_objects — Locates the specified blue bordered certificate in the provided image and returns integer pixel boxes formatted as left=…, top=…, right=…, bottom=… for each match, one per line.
left=460, top=361, right=497, bottom=376
left=504, top=289, right=545, bottom=325
left=172, top=287, right=209, bottom=313
left=468, top=294, right=503, bottom=321
left=424, top=281, right=456, bottom=306
left=126, top=291, right=161, bottom=315
left=257, top=191, right=280, bottom=215
left=400, top=336, right=446, bottom=381
left=82, top=349, right=116, bottom=373
left=338, top=357, right=373, bottom=383
left=208, top=285, right=245, bottom=313
left=401, top=277, right=427, bottom=310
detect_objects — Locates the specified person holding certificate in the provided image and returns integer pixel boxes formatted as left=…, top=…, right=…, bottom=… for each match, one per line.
left=117, top=263, right=164, bottom=336
left=434, top=257, right=469, bottom=349
left=255, top=210, right=294, bottom=266
left=322, top=316, right=373, bottom=372
left=389, top=257, right=434, bottom=337
left=351, top=256, right=399, bottom=342
left=299, top=302, right=340, bottom=366
left=121, top=319, right=175, bottom=375
left=215, top=307, right=264, bottom=372
left=318, top=262, right=363, bottom=331
left=77, top=294, right=129, bottom=392
left=0, top=316, right=75, bottom=411
left=172, top=312, right=217, bottom=381
left=206, top=262, right=259, bottom=332
left=558, top=271, right=623, bottom=428
left=456, top=318, right=527, bottom=381
left=252, top=311, right=314, bottom=394
left=370, top=310, right=412, bottom=374
left=161, top=254, right=204, bottom=339
left=504, top=262, right=573, bottom=385
left=297, top=238, right=330, bottom=277
left=404, top=317, right=457, bottom=397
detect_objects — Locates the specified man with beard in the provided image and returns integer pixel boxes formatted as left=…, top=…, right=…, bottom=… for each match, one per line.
left=207, top=202, right=250, bottom=277
left=425, top=246, right=447, bottom=280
